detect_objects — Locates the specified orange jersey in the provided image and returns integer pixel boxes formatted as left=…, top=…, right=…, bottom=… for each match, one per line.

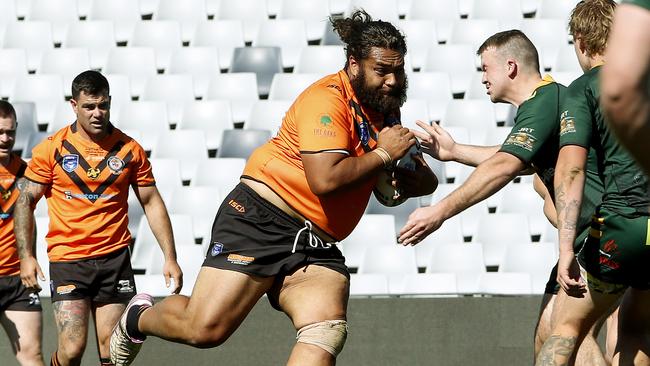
left=0, top=154, right=27, bottom=276
left=24, top=123, right=155, bottom=262
left=244, top=70, right=397, bottom=241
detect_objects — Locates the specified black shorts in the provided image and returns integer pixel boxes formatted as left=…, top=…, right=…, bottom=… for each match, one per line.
left=49, top=247, right=136, bottom=303
left=203, top=183, right=349, bottom=279
left=0, top=275, right=42, bottom=312
left=544, top=228, right=591, bottom=295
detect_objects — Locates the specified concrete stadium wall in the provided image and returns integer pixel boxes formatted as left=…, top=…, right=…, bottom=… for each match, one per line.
left=1, top=295, right=552, bottom=366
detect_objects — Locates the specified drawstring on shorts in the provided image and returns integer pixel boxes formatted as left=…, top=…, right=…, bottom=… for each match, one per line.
left=292, top=220, right=333, bottom=253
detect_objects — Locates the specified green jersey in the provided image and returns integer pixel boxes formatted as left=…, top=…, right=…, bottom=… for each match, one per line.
left=623, top=0, right=650, bottom=10
left=500, top=75, right=603, bottom=235
left=559, top=66, right=649, bottom=216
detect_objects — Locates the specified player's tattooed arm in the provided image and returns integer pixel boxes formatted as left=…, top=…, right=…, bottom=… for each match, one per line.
left=536, top=335, right=576, bottom=366
left=554, top=180, right=580, bottom=244
left=14, top=178, right=46, bottom=259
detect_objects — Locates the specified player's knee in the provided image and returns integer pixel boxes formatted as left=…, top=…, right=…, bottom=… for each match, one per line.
left=296, top=320, right=348, bottom=358
left=58, top=340, right=86, bottom=362
left=15, top=346, right=43, bottom=365
left=185, top=325, right=231, bottom=349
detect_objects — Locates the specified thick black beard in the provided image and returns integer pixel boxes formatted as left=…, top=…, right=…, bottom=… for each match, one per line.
left=350, top=69, right=408, bottom=115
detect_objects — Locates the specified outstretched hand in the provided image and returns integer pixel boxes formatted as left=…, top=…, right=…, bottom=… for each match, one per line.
left=398, top=205, right=445, bottom=245
left=411, top=121, right=457, bottom=161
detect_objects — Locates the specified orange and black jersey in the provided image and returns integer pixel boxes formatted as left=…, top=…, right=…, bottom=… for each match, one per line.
left=25, top=123, right=155, bottom=262
left=244, top=70, right=399, bottom=241
left=0, top=154, right=27, bottom=276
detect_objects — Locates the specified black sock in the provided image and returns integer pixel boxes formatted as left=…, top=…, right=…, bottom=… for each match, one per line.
left=126, top=304, right=147, bottom=340
left=100, top=358, right=114, bottom=365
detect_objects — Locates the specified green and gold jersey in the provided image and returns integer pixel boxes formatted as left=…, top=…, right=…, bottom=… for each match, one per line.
left=623, top=0, right=650, bottom=10
left=559, top=65, right=649, bottom=216
left=500, top=75, right=603, bottom=235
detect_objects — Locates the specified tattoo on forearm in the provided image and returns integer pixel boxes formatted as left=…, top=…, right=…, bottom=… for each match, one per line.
left=536, top=335, right=577, bottom=366
left=554, top=182, right=579, bottom=242
left=14, top=179, right=42, bottom=259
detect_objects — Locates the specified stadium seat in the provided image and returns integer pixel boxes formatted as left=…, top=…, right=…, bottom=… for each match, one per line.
left=478, top=272, right=532, bottom=295
left=11, top=75, right=65, bottom=127
left=253, top=19, right=308, bottom=69
left=190, top=158, right=247, bottom=192
left=398, top=20, right=438, bottom=71
left=168, top=186, right=222, bottom=243
left=48, top=102, right=75, bottom=133
left=427, top=242, right=485, bottom=294
left=191, top=20, right=246, bottom=71
left=63, top=21, right=116, bottom=70
left=230, top=46, right=283, bottom=97
left=414, top=216, right=464, bottom=268
left=35, top=216, right=50, bottom=294
left=3, top=21, right=54, bottom=72
left=26, top=0, right=79, bottom=44
left=473, top=213, right=532, bottom=267
left=399, top=99, right=430, bottom=128
left=168, top=47, right=220, bottom=98
left=365, top=195, right=421, bottom=237
left=407, top=0, right=461, bottom=43
left=294, top=46, right=345, bottom=74
left=216, top=129, right=272, bottom=159
left=537, top=0, right=581, bottom=19
left=391, top=273, right=458, bottom=296
left=155, top=0, right=208, bottom=42
left=520, top=19, right=568, bottom=71
left=141, top=74, right=196, bottom=125
left=552, top=44, right=583, bottom=73
left=349, top=273, right=390, bottom=296
left=103, top=74, right=132, bottom=111
left=422, top=154, right=447, bottom=191
left=205, top=73, right=259, bottom=123
left=540, top=220, right=558, bottom=245
left=449, top=19, right=500, bottom=51
left=178, top=100, right=234, bottom=151
left=268, top=73, right=323, bottom=101
left=406, top=72, right=453, bottom=122
left=0, top=0, right=18, bottom=22
left=277, top=0, right=329, bottom=41
left=134, top=274, right=176, bottom=297
left=357, top=245, right=418, bottom=275
left=245, top=100, right=291, bottom=135
left=104, top=47, right=158, bottom=97
left=216, top=0, right=270, bottom=43
left=34, top=196, right=49, bottom=218
left=499, top=242, right=557, bottom=294
left=114, top=101, right=169, bottom=152
left=552, top=71, right=582, bottom=88
left=469, top=0, right=523, bottom=21
left=147, top=243, right=205, bottom=295
left=38, top=48, right=91, bottom=96
left=495, top=182, right=547, bottom=237
left=348, top=0, right=400, bottom=23
left=22, top=131, right=48, bottom=159
left=11, top=102, right=39, bottom=155
left=423, top=45, right=477, bottom=95
left=87, top=0, right=142, bottom=43
left=151, top=130, right=210, bottom=182
left=320, top=20, right=345, bottom=46
left=340, top=214, right=397, bottom=269
left=442, top=99, right=496, bottom=145
left=0, top=49, right=28, bottom=98
left=458, top=200, right=490, bottom=239
left=483, top=126, right=511, bottom=146
left=149, top=158, right=184, bottom=189
left=132, top=214, right=197, bottom=270
left=130, top=21, right=183, bottom=71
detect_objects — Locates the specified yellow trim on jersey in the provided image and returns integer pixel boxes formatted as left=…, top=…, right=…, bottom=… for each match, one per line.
left=646, top=218, right=650, bottom=245
left=526, top=74, right=555, bottom=101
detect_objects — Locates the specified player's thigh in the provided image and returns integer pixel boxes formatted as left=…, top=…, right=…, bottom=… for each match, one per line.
left=52, top=298, right=91, bottom=346
left=553, top=285, right=620, bottom=335
left=1, top=310, right=42, bottom=351
left=184, top=266, right=276, bottom=331
left=618, top=288, right=650, bottom=331
left=273, top=265, right=349, bottom=329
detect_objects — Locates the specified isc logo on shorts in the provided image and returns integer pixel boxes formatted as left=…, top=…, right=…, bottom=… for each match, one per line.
left=228, top=199, right=245, bottom=213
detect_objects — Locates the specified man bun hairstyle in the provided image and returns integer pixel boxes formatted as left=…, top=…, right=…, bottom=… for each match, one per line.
left=71, top=70, right=110, bottom=100
left=330, top=9, right=407, bottom=68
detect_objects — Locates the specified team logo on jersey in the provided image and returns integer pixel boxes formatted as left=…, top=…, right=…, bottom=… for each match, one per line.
left=62, top=154, right=79, bottom=173
left=117, top=279, right=134, bottom=293
left=211, top=242, right=224, bottom=256
left=86, top=167, right=101, bottom=180
left=107, top=156, right=125, bottom=175
left=559, top=110, right=576, bottom=136
left=319, top=114, right=332, bottom=127
left=1, top=189, right=10, bottom=201
left=504, top=129, right=536, bottom=152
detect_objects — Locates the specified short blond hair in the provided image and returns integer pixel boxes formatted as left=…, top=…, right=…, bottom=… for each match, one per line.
left=569, top=0, right=616, bottom=57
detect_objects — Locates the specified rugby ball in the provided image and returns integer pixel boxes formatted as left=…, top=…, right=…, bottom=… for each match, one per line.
left=373, top=141, right=422, bottom=207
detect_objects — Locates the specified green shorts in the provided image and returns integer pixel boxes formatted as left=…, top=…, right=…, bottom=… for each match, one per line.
left=577, top=207, right=650, bottom=294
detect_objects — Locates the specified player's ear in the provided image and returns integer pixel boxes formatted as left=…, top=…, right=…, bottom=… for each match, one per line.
left=506, top=59, right=517, bottom=78
left=348, top=56, right=360, bottom=78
